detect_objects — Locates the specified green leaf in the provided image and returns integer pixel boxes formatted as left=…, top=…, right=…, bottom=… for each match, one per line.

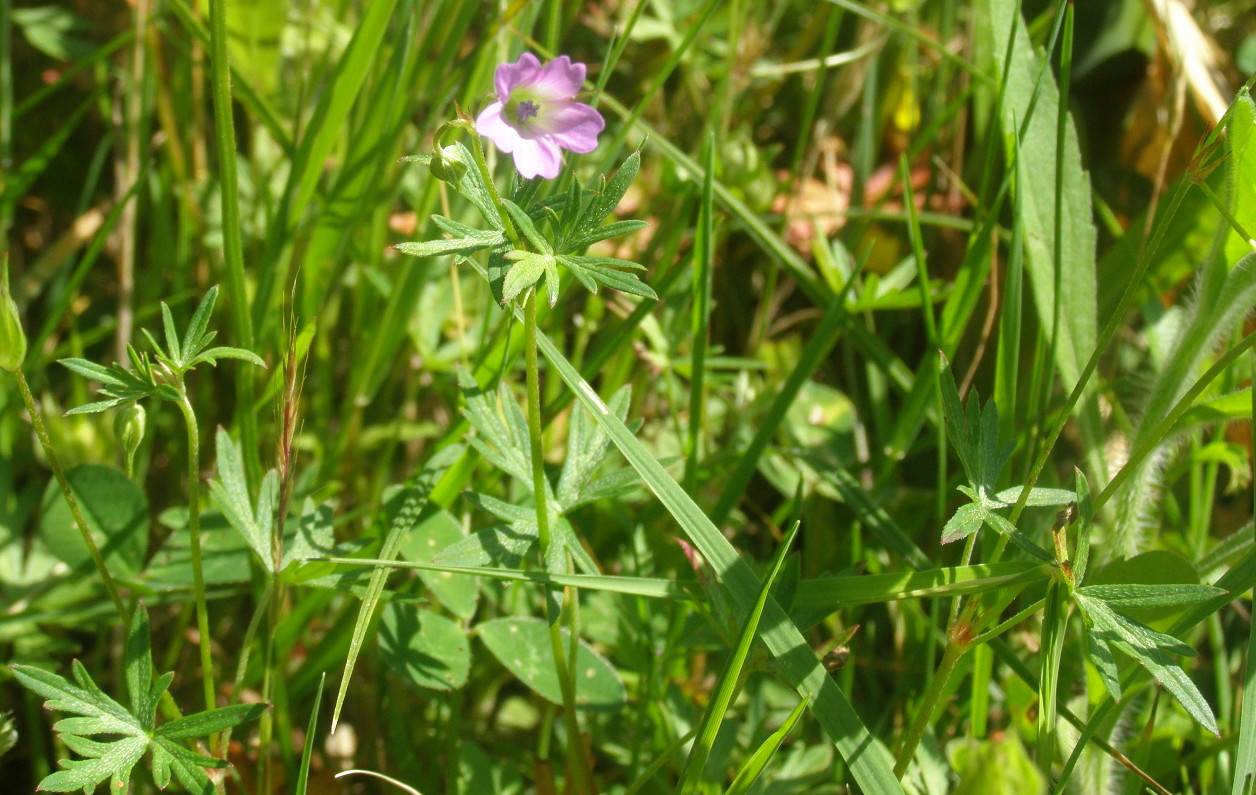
left=791, top=561, right=1049, bottom=611
left=1075, top=583, right=1227, bottom=610
left=398, top=509, right=479, bottom=619
left=378, top=603, right=470, bottom=691
left=556, top=385, right=632, bottom=508
left=63, top=397, right=131, bottom=415
left=459, top=370, right=533, bottom=484
left=1076, top=593, right=1218, bottom=733
left=208, top=428, right=273, bottom=566
left=330, top=444, right=461, bottom=731
left=394, top=231, right=503, bottom=259
left=1085, top=629, right=1122, bottom=703
left=282, top=497, right=336, bottom=574
left=12, top=6, right=96, bottom=60
left=727, top=696, right=810, bottom=795
left=978, top=509, right=1055, bottom=563
left=570, top=151, right=640, bottom=244
left=978, top=0, right=1097, bottom=402
left=501, top=199, right=553, bottom=254
left=988, top=486, right=1075, bottom=507
left=155, top=703, right=268, bottom=740
left=938, top=353, right=977, bottom=484
left=10, top=605, right=265, bottom=794
left=1224, top=89, right=1256, bottom=268
left=942, top=502, right=985, bottom=545
left=432, top=524, right=535, bottom=569
left=40, top=464, right=148, bottom=576
left=558, top=255, right=657, bottom=300
left=161, top=302, right=183, bottom=365
left=501, top=251, right=553, bottom=304
left=182, top=287, right=220, bottom=361
left=477, top=617, right=625, bottom=710
left=563, top=219, right=649, bottom=253
left=59, top=357, right=156, bottom=400
left=193, top=346, right=266, bottom=368
left=293, top=674, right=325, bottom=795
left=1072, top=468, right=1093, bottom=582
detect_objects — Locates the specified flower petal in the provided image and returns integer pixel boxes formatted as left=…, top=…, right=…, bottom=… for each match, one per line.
left=475, top=102, right=523, bottom=152
left=544, top=101, right=605, bottom=154
left=512, top=137, right=563, bottom=179
left=495, top=52, right=542, bottom=101
left=530, top=55, right=585, bottom=99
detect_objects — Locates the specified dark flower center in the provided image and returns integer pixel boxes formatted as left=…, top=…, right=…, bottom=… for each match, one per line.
left=516, top=100, right=540, bottom=122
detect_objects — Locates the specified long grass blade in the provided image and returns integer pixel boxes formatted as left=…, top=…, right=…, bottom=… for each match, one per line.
left=530, top=324, right=905, bottom=793
left=678, top=521, right=799, bottom=792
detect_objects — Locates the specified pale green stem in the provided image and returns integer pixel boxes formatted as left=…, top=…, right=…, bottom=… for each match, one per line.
left=525, top=292, right=552, bottom=556
left=176, top=391, right=217, bottom=732
left=894, top=641, right=965, bottom=777
left=466, top=128, right=519, bottom=248
left=525, top=292, right=593, bottom=793
left=13, top=369, right=129, bottom=623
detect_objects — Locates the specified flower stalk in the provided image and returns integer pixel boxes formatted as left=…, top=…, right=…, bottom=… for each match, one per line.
left=13, top=369, right=130, bottom=624
left=525, top=285, right=594, bottom=794
left=176, top=389, right=217, bottom=727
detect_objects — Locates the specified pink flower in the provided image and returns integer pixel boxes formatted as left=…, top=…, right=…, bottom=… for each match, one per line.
left=475, top=53, right=605, bottom=180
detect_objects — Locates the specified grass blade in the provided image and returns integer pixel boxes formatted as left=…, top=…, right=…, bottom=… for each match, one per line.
left=726, top=695, right=810, bottom=795
left=531, top=324, right=905, bottom=794
left=294, top=673, right=324, bottom=795
left=329, top=444, right=460, bottom=731
left=677, top=521, right=800, bottom=793
left=1230, top=364, right=1256, bottom=795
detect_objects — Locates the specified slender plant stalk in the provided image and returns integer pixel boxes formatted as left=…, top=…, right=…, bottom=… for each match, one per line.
left=13, top=370, right=129, bottom=624
left=894, top=640, right=964, bottom=777
left=206, top=0, right=259, bottom=485
left=464, top=122, right=590, bottom=791
left=176, top=391, right=217, bottom=729
left=524, top=291, right=593, bottom=794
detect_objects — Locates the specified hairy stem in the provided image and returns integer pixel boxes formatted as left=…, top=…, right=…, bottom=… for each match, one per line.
left=14, top=369, right=129, bottom=623
left=895, top=640, right=965, bottom=777
left=525, top=291, right=592, bottom=793
left=177, top=391, right=217, bottom=736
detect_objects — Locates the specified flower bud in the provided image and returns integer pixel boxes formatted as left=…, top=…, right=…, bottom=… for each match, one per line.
left=0, top=258, right=26, bottom=373
left=430, top=144, right=468, bottom=183
left=114, top=403, right=147, bottom=477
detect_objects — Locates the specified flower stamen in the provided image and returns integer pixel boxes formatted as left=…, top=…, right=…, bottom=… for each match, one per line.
left=516, top=100, right=540, bottom=122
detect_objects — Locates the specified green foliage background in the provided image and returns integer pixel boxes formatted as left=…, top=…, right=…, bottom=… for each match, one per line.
left=2, top=0, right=1256, bottom=793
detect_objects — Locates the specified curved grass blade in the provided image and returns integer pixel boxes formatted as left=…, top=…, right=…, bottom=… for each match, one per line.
left=294, top=673, right=325, bottom=795
left=677, top=521, right=800, bottom=793
left=726, top=695, right=811, bottom=795
left=529, top=324, right=905, bottom=794
left=329, top=444, right=461, bottom=731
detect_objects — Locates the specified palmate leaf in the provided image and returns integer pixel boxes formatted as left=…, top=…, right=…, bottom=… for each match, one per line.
left=60, top=285, right=263, bottom=416
left=558, top=255, right=657, bottom=300
left=555, top=385, right=632, bottom=508
left=208, top=427, right=275, bottom=565
left=491, top=152, right=655, bottom=306
left=561, top=150, right=641, bottom=252
left=501, top=251, right=555, bottom=304
left=10, top=606, right=266, bottom=793
left=458, top=369, right=532, bottom=484
left=1075, top=592, right=1219, bottom=734
left=59, top=356, right=162, bottom=415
